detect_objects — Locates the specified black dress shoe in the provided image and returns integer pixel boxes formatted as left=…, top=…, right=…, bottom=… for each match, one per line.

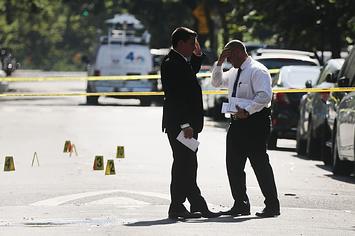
left=190, top=203, right=221, bottom=218
left=221, top=205, right=251, bottom=216
left=168, top=210, right=202, bottom=220
left=191, top=209, right=222, bottom=218
left=255, top=208, right=280, bottom=218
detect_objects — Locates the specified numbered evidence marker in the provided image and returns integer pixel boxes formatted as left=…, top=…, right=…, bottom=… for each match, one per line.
left=4, top=156, right=15, bottom=171
left=93, top=155, right=104, bottom=170
left=116, top=146, right=125, bottom=159
left=31, top=152, right=40, bottom=167
left=105, top=160, right=116, bottom=175
left=63, top=140, right=71, bottom=153
left=69, top=143, right=78, bottom=157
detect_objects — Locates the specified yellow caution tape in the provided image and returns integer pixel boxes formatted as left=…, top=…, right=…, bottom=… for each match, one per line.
left=0, top=72, right=213, bottom=82
left=0, top=67, right=277, bottom=82
left=0, top=87, right=355, bottom=97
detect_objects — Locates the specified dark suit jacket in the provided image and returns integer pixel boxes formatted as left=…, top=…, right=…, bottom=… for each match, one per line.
left=161, top=50, right=204, bottom=134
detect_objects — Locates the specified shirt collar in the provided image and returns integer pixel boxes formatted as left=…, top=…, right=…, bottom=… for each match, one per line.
left=240, top=56, right=252, bottom=70
left=172, top=48, right=189, bottom=62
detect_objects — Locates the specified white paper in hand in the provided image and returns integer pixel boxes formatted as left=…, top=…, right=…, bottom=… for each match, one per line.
left=176, top=131, right=200, bottom=152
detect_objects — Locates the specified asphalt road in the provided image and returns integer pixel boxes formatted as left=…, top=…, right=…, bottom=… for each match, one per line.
left=0, top=71, right=354, bottom=235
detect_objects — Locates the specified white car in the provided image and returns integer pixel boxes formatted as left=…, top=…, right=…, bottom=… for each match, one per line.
left=0, top=69, right=8, bottom=93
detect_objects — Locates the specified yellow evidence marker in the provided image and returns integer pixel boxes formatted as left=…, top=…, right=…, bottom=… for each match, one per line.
left=93, top=155, right=104, bottom=170
left=116, top=146, right=125, bottom=158
left=63, top=140, right=71, bottom=153
left=4, top=156, right=15, bottom=171
left=105, top=160, right=116, bottom=175
left=69, top=143, right=78, bottom=157
left=31, top=152, right=40, bottom=167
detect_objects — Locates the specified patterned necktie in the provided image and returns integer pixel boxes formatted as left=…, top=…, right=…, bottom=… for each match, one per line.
left=231, top=68, right=242, bottom=97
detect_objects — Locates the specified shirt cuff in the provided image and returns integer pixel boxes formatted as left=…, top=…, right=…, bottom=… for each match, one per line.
left=180, top=123, right=190, bottom=129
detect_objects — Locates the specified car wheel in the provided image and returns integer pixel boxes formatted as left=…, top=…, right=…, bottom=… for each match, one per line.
left=320, top=122, right=332, bottom=165
left=212, top=100, right=225, bottom=121
left=267, top=131, right=277, bottom=150
left=140, top=98, right=152, bottom=106
left=332, top=127, right=353, bottom=176
left=306, top=118, right=321, bottom=160
left=86, top=95, right=99, bottom=105
left=296, top=133, right=307, bottom=156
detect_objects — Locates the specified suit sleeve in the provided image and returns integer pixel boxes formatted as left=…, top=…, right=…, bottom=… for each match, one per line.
left=161, top=59, right=191, bottom=125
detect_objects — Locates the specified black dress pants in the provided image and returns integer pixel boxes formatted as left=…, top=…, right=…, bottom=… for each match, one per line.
left=226, top=108, right=279, bottom=209
left=167, top=130, right=206, bottom=211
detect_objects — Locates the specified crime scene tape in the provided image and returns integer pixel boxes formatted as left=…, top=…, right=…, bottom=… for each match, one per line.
left=0, top=69, right=278, bottom=82
left=1, top=87, right=355, bottom=97
left=0, top=72, right=211, bottom=82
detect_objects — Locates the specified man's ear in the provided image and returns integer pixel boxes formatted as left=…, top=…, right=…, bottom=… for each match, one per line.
left=176, top=40, right=184, bottom=49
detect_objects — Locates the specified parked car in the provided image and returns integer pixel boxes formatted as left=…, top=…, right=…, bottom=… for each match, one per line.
left=332, top=91, right=355, bottom=176
left=325, top=45, right=355, bottom=175
left=296, top=59, right=345, bottom=163
left=252, top=49, right=320, bottom=85
left=268, top=65, right=321, bottom=149
left=0, top=69, right=8, bottom=92
left=204, top=49, right=320, bottom=121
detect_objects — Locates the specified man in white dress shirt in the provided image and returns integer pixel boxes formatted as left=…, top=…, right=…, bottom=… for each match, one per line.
left=212, top=40, right=280, bottom=218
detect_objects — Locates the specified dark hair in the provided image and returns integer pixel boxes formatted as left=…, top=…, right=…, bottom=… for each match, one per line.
left=171, top=27, right=197, bottom=49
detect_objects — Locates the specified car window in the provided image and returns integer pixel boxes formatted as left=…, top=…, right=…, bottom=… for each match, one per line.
left=277, top=67, right=320, bottom=88
left=256, top=58, right=318, bottom=69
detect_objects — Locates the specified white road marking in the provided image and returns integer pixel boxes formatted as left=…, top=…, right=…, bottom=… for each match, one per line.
left=30, top=189, right=220, bottom=210
left=87, top=197, right=149, bottom=207
left=31, top=189, right=170, bottom=206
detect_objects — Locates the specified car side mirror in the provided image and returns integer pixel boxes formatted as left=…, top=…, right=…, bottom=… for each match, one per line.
left=337, top=76, right=349, bottom=87
left=305, top=80, right=313, bottom=88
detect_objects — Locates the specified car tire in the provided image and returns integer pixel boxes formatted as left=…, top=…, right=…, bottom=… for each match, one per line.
left=296, top=134, right=307, bottom=156
left=86, top=95, right=99, bottom=105
left=212, top=100, right=225, bottom=121
left=306, top=118, right=321, bottom=160
left=332, top=126, right=353, bottom=176
left=267, top=131, right=277, bottom=150
left=321, top=122, right=332, bottom=165
left=140, top=98, right=152, bottom=106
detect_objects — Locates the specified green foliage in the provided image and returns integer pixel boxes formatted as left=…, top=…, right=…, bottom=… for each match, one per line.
left=0, top=0, right=353, bottom=70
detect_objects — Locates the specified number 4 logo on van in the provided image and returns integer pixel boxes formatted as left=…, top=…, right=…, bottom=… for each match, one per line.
left=126, top=52, right=134, bottom=61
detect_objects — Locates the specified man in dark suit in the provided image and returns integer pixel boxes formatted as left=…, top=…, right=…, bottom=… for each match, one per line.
left=161, top=27, right=220, bottom=220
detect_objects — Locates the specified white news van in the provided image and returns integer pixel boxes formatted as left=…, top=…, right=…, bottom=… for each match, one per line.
left=86, top=14, right=157, bottom=105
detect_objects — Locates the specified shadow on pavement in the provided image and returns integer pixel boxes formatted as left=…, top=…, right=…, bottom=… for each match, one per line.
left=271, top=147, right=296, bottom=152
left=315, top=164, right=355, bottom=183
left=124, top=216, right=260, bottom=227
left=125, top=218, right=178, bottom=226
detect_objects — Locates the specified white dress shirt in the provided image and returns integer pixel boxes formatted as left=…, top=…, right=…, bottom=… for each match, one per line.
left=211, top=56, right=272, bottom=115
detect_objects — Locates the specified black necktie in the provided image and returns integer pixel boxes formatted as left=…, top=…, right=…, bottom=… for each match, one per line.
left=231, top=68, right=242, bottom=97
